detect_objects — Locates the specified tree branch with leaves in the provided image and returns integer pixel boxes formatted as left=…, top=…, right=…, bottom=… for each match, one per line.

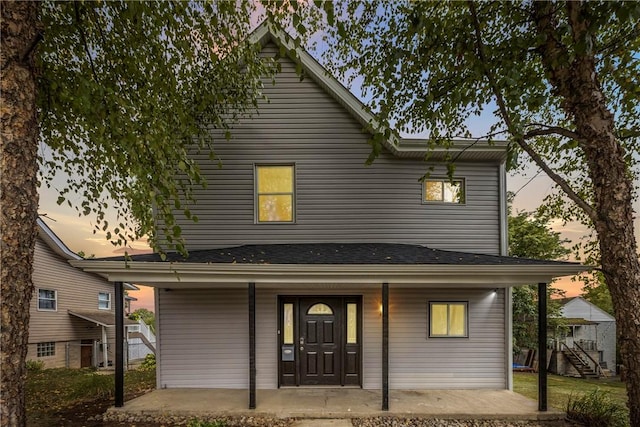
left=312, top=1, right=640, bottom=423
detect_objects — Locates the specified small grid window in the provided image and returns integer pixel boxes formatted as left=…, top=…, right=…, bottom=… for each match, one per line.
left=38, top=289, right=57, bottom=311
left=423, top=178, right=464, bottom=204
left=429, top=302, right=468, bottom=337
left=255, top=165, right=295, bottom=222
left=98, top=292, right=111, bottom=310
left=37, top=342, right=56, bottom=357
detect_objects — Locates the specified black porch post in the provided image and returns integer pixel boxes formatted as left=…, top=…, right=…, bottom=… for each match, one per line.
left=114, top=281, right=124, bottom=408
left=249, top=282, right=256, bottom=409
left=382, top=282, right=389, bottom=411
left=538, top=282, right=548, bottom=412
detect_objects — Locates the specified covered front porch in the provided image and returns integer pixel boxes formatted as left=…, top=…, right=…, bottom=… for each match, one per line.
left=105, top=387, right=564, bottom=423
left=73, top=243, right=589, bottom=416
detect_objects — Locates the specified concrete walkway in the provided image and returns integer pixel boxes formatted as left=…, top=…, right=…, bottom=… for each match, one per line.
left=108, top=388, right=564, bottom=422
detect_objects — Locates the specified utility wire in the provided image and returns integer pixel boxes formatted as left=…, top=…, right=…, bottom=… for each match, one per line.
left=513, top=169, right=543, bottom=196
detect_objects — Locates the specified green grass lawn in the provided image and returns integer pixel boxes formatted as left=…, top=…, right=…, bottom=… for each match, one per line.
left=26, top=366, right=155, bottom=426
left=513, top=372, right=628, bottom=410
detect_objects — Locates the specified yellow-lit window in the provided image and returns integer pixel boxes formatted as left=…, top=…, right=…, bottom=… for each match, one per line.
left=347, top=303, right=357, bottom=344
left=256, top=165, right=294, bottom=222
left=307, top=303, right=333, bottom=315
left=283, top=303, right=294, bottom=344
left=429, top=302, right=468, bottom=337
left=424, top=179, right=464, bottom=203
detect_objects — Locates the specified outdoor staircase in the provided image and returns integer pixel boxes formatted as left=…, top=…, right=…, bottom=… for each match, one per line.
left=129, top=331, right=156, bottom=355
left=561, top=343, right=600, bottom=379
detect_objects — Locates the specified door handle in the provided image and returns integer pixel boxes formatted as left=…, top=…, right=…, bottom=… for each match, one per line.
left=300, top=337, right=305, bottom=345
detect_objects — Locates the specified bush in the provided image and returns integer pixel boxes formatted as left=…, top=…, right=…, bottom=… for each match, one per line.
left=139, top=353, right=156, bottom=371
left=26, top=360, right=45, bottom=372
left=566, top=388, right=629, bottom=427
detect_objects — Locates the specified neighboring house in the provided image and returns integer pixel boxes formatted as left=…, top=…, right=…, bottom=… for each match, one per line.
left=124, top=294, right=137, bottom=315
left=28, top=218, right=137, bottom=369
left=549, top=296, right=616, bottom=377
left=74, top=22, right=586, bottom=408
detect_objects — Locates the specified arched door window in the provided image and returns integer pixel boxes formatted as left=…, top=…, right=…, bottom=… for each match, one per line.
left=307, top=303, right=333, bottom=315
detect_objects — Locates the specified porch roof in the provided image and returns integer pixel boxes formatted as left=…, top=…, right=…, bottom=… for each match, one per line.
left=71, top=243, right=588, bottom=288
left=68, top=310, right=138, bottom=327
left=563, top=317, right=598, bottom=326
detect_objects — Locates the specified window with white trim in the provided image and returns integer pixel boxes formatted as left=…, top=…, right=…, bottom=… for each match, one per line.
left=255, top=165, right=295, bottom=222
left=37, top=289, right=57, bottom=311
left=98, top=292, right=111, bottom=310
left=429, top=302, right=468, bottom=337
left=423, top=178, right=465, bottom=203
left=37, top=342, right=56, bottom=357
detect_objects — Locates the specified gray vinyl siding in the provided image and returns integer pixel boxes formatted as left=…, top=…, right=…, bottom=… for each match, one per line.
left=157, top=289, right=249, bottom=388
left=174, top=43, right=501, bottom=255
left=389, top=288, right=505, bottom=389
left=29, top=237, right=116, bottom=367
left=157, top=287, right=505, bottom=390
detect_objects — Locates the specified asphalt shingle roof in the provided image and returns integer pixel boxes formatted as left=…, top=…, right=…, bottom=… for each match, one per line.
left=104, top=243, right=577, bottom=266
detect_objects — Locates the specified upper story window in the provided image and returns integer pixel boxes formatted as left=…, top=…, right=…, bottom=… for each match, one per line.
left=429, top=301, right=468, bottom=338
left=255, top=165, right=295, bottom=223
left=423, top=178, right=465, bottom=204
left=38, top=289, right=57, bottom=311
left=98, top=292, right=111, bottom=310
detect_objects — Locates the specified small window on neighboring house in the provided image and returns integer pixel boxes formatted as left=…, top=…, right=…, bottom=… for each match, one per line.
left=423, top=178, right=465, bottom=203
left=37, top=289, right=57, bottom=311
left=255, top=165, right=295, bottom=222
left=98, top=292, right=111, bottom=310
left=37, top=342, right=55, bottom=357
left=429, top=302, right=468, bottom=337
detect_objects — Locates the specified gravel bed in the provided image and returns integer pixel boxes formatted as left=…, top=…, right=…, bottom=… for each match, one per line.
left=101, top=413, right=570, bottom=427
left=351, top=418, right=567, bottom=427
left=101, top=412, right=294, bottom=426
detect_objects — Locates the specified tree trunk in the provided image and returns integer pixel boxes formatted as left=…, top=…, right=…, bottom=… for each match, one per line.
left=1, top=1, right=41, bottom=426
left=533, top=2, right=640, bottom=424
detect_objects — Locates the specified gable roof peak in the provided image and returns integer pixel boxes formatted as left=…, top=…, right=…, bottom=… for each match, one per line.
left=248, top=21, right=508, bottom=163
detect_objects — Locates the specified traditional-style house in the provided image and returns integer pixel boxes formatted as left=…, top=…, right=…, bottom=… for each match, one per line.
left=29, top=218, right=137, bottom=368
left=74, top=22, right=586, bottom=410
left=549, top=296, right=616, bottom=377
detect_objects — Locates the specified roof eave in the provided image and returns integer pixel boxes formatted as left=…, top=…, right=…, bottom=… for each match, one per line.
left=37, top=218, right=82, bottom=261
left=71, top=260, right=589, bottom=287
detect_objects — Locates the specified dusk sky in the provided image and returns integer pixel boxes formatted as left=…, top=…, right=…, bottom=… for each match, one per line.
left=35, top=18, right=640, bottom=311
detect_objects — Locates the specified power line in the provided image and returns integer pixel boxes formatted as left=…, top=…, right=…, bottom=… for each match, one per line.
left=513, top=170, right=543, bottom=196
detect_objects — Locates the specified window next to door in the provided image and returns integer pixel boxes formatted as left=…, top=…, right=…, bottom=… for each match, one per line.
left=429, top=301, right=468, bottom=337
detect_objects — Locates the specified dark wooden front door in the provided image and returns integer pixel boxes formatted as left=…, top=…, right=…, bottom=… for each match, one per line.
left=299, top=297, right=341, bottom=385
left=279, top=296, right=361, bottom=387
left=81, top=339, right=93, bottom=368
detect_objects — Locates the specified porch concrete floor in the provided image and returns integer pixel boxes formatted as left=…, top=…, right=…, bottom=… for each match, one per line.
left=108, top=388, right=564, bottom=421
